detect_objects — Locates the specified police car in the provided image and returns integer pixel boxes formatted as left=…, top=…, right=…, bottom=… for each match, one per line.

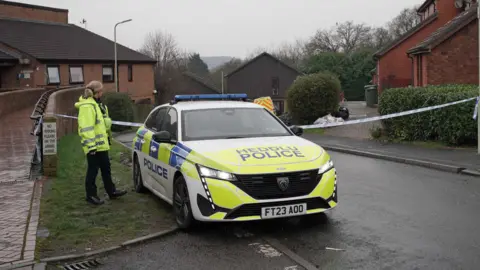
left=132, top=94, right=337, bottom=229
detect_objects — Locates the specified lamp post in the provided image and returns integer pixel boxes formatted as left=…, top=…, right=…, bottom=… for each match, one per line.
left=114, top=19, right=132, bottom=93
left=477, top=4, right=480, bottom=153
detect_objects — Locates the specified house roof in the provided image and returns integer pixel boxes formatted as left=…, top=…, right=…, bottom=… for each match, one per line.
left=417, top=0, right=434, bottom=12
left=224, top=52, right=302, bottom=78
left=373, top=12, right=438, bottom=59
left=0, top=0, right=68, bottom=13
left=407, top=4, right=478, bottom=55
left=0, top=50, right=15, bottom=61
left=182, top=71, right=221, bottom=93
left=0, top=17, right=156, bottom=63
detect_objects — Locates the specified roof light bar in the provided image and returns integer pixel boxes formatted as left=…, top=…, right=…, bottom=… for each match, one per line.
left=172, top=93, right=248, bottom=103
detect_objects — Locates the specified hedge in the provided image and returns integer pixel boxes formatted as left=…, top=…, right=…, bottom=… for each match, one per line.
left=287, top=72, right=341, bottom=125
left=378, top=84, right=477, bottom=145
left=102, top=92, right=135, bottom=132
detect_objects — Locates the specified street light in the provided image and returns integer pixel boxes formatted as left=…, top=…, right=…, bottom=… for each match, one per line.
left=114, top=19, right=132, bottom=93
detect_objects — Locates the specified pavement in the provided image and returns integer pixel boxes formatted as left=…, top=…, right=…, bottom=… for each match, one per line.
left=303, top=133, right=480, bottom=173
left=0, top=108, right=38, bottom=267
left=49, top=152, right=480, bottom=270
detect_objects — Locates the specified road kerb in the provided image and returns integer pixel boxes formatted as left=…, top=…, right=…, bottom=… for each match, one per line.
left=322, top=145, right=467, bottom=175
left=459, top=169, right=480, bottom=177
left=39, top=226, right=179, bottom=264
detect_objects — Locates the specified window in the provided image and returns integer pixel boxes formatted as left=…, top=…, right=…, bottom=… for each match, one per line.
left=161, top=108, right=178, bottom=139
left=273, top=100, right=284, bottom=114
left=46, top=65, right=60, bottom=84
left=181, top=108, right=291, bottom=141
left=154, top=107, right=169, bottom=132
left=128, top=64, right=133, bottom=82
left=69, top=65, right=84, bottom=84
left=272, top=76, right=279, bottom=95
left=102, top=65, right=114, bottom=82
left=145, top=109, right=159, bottom=130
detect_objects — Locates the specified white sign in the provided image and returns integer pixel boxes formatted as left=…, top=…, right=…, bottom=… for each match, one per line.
left=42, top=122, right=57, bottom=155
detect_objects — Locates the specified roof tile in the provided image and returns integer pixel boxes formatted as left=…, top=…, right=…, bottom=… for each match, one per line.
left=0, top=18, right=156, bottom=63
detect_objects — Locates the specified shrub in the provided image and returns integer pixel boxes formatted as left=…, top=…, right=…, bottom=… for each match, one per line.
left=287, top=72, right=341, bottom=125
left=102, top=92, right=135, bottom=132
left=278, top=112, right=293, bottom=126
left=378, top=84, right=477, bottom=145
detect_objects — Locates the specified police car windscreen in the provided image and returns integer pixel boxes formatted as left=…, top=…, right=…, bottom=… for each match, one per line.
left=181, top=108, right=291, bottom=141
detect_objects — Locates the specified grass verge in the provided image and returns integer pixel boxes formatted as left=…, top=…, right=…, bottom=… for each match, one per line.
left=303, top=128, right=325, bottom=135
left=36, top=134, right=174, bottom=259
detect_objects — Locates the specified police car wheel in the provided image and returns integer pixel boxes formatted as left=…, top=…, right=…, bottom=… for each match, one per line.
left=133, top=155, right=146, bottom=193
left=173, top=175, right=194, bottom=229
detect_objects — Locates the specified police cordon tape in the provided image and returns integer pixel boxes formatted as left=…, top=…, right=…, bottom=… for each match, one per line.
left=51, top=96, right=479, bottom=129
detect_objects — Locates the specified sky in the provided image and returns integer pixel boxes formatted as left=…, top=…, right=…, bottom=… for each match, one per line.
left=14, top=0, right=424, bottom=58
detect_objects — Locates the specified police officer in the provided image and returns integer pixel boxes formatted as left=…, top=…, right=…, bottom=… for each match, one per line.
left=75, top=80, right=127, bottom=205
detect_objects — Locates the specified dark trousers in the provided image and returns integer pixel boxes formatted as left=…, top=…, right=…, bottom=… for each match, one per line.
left=85, top=150, right=116, bottom=198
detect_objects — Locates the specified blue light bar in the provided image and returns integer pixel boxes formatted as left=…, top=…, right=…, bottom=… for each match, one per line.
left=173, top=93, right=248, bottom=103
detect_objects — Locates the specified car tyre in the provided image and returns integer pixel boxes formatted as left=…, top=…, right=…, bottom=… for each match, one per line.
left=173, top=175, right=195, bottom=230
left=133, top=155, right=147, bottom=193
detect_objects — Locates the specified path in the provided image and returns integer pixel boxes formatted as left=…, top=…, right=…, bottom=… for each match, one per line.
left=323, top=101, right=381, bottom=139
left=0, top=108, right=37, bottom=266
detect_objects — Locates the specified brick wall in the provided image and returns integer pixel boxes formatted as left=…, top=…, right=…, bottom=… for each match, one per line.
left=0, top=1, right=68, bottom=24
left=44, top=63, right=155, bottom=103
left=427, top=20, right=478, bottom=85
left=0, top=43, right=44, bottom=89
left=0, top=88, right=47, bottom=118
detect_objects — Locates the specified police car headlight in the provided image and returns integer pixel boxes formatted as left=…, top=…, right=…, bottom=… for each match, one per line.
left=318, top=159, right=334, bottom=174
left=197, top=165, right=236, bottom=181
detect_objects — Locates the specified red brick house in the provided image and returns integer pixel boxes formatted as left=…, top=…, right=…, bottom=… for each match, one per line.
left=0, top=0, right=157, bottom=102
left=373, top=0, right=478, bottom=93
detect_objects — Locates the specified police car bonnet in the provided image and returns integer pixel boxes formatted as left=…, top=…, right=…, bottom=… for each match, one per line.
left=183, top=136, right=323, bottom=166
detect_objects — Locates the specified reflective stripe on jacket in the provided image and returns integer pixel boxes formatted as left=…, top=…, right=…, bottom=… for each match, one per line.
left=75, top=96, right=110, bottom=154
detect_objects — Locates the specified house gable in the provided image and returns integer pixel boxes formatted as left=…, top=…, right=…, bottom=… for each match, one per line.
left=225, top=52, right=301, bottom=99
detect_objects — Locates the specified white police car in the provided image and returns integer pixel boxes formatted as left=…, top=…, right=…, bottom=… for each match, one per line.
left=132, top=94, right=337, bottom=229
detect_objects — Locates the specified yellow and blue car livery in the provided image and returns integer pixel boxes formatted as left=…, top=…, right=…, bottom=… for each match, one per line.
left=132, top=94, right=337, bottom=226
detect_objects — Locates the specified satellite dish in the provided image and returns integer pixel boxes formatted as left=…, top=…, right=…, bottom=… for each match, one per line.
left=454, top=0, right=464, bottom=8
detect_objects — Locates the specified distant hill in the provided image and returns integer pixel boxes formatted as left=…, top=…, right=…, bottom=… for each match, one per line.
left=201, top=56, right=234, bottom=70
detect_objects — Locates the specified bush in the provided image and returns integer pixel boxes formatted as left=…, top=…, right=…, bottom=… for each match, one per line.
left=102, top=92, right=135, bottom=132
left=278, top=112, right=293, bottom=126
left=287, top=72, right=341, bottom=125
left=378, top=84, right=477, bottom=145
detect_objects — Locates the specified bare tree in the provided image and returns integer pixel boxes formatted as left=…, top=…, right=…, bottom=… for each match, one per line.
left=245, top=39, right=307, bottom=68
left=370, top=27, right=393, bottom=50
left=306, top=21, right=372, bottom=55
left=387, top=8, right=421, bottom=39
left=139, top=30, right=187, bottom=104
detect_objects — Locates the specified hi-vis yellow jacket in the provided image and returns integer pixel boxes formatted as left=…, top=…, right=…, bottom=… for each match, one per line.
left=75, top=96, right=110, bottom=154
left=253, top=96, right=276, bottom=115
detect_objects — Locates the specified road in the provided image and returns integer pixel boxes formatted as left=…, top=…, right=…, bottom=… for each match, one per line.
left=83, top=143, right=480, bottom=270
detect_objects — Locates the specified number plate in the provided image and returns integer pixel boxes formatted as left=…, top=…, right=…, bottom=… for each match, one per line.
left=261, top=203, right=307, bottom=219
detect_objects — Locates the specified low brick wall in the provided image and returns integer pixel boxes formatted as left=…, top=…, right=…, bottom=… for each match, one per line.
left=43, top=87, right=84, bottom=176
left=0, top=88, right=46, bottom=118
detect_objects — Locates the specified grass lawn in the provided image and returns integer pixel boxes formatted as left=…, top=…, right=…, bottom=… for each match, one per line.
left=303, top=128, right=325, bottom=135
left=36, top=134, right=174, bottom=259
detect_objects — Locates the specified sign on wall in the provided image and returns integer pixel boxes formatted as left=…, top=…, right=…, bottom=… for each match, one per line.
left=42, top=122, right=57, bottom=155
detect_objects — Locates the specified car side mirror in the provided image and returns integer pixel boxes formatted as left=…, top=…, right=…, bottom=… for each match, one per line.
left=152, top=131, right=174, bottom=144
left=290, top=126, right=303, bottom=136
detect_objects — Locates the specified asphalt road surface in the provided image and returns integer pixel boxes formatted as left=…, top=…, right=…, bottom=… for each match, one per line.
left=74, top=151, right=480, bottom=270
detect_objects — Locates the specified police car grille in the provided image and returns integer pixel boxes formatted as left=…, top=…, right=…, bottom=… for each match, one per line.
left=233, top=169, right=320, bottom=200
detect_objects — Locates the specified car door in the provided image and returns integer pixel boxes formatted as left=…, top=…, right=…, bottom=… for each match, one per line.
left=140, top=106, right=168, bottom=191
left=157, top=107, right=179, bottom=201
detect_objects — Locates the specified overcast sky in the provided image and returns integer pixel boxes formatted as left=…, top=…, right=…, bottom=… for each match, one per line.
left=15, top=0, right=423, bottom=58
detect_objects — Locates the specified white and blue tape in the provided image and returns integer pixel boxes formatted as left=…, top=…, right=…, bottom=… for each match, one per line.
left=52, top=96, right=479, bottom=129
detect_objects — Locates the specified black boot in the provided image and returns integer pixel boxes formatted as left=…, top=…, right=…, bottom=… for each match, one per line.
left=109, top=189, right=127, bottom=199
left=86, top=196, right=104, bottom=205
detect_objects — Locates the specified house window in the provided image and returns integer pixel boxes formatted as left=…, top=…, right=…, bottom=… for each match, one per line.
left=102, top=65, right=114, bottom=82
left=272, top=76, right=279, bottom=95
left=46, top=65, right=60, bottom=84
left=128, top=64, right=133, bottom=82
left=69, top=65, right=84, bottom=84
